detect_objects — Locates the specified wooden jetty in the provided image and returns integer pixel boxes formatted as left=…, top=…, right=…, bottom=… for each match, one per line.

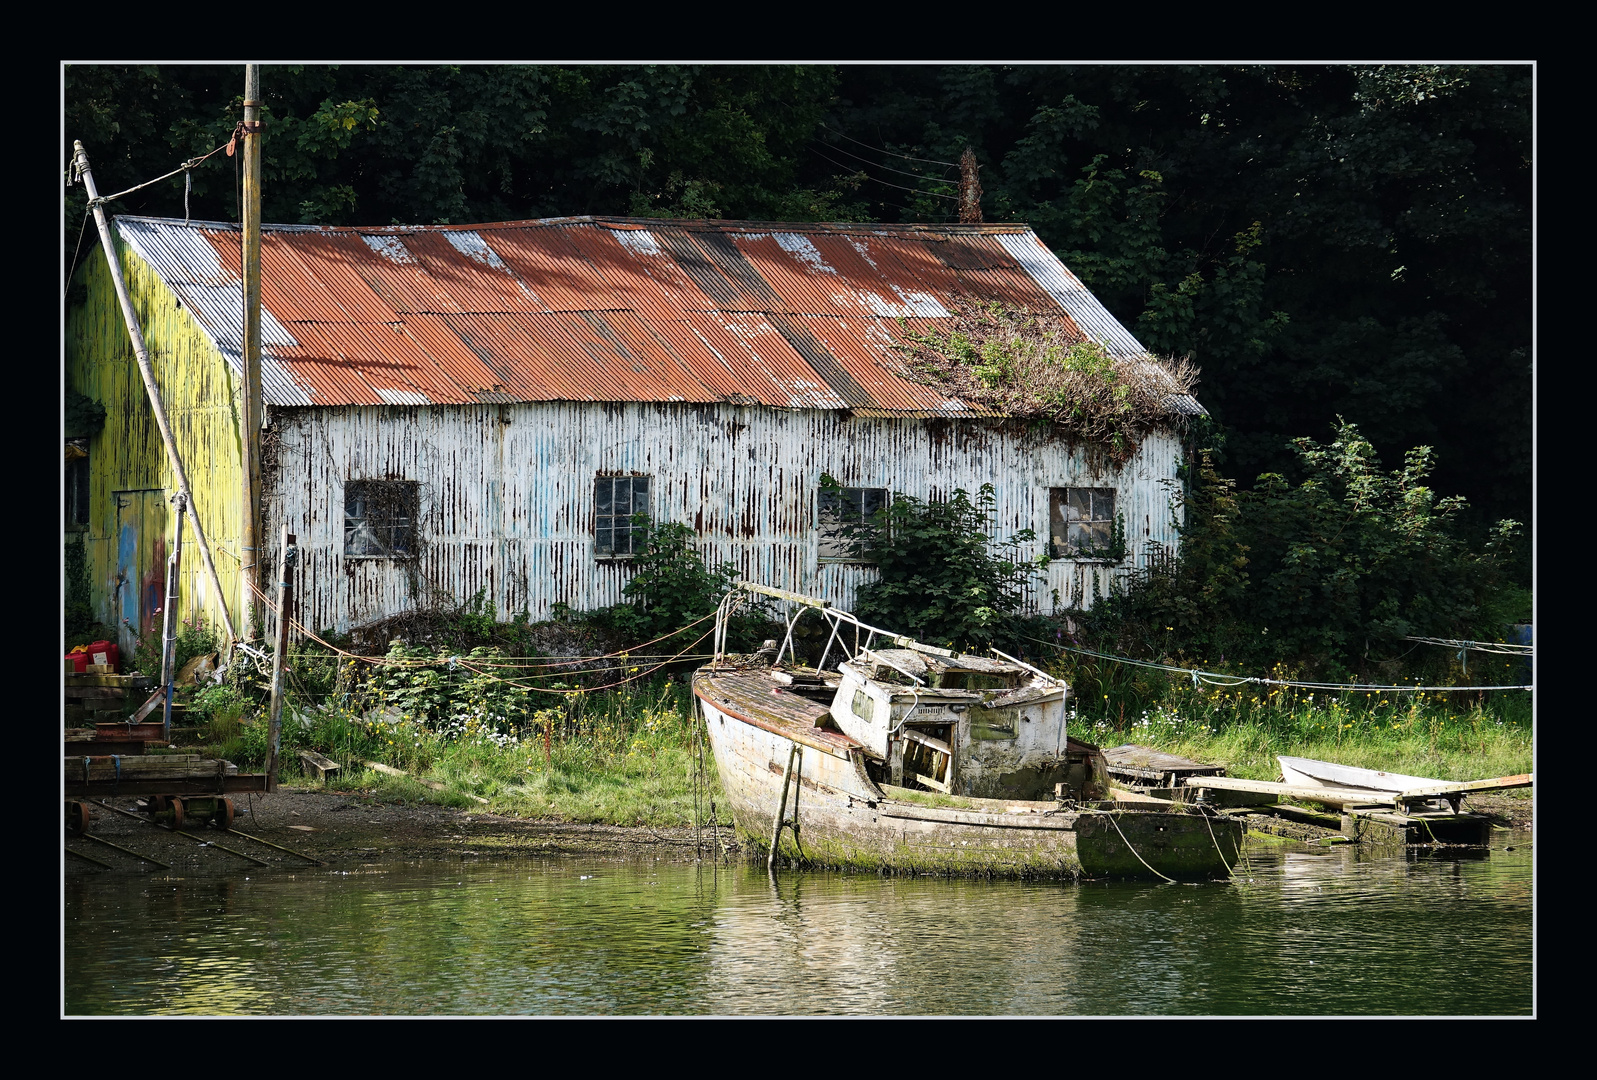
left=1098, top=747, right=1529, bottom=848
left=1176, top=761, right=1532, bottom=848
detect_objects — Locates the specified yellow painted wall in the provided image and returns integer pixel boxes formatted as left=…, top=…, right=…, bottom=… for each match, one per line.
left=64, top=226, right=244, bottom=657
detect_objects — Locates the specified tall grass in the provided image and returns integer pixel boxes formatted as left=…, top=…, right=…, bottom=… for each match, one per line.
left=1068, top=676, right=1533, bottom=784
left=185, top=639, right=1531, bottom=826
left=194, top=665, right=713, bottom=826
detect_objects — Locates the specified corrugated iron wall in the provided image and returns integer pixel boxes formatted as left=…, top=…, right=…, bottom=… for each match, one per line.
left=65, top=238, right=245, bottom=654
left=265, top=402, right=1187, bottom=634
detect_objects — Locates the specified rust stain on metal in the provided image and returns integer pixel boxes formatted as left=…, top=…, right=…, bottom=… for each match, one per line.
left=114, top=215, right=1154, bottom=416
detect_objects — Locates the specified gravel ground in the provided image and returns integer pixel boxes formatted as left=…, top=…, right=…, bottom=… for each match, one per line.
left=65, top=786, right=740, bottom=876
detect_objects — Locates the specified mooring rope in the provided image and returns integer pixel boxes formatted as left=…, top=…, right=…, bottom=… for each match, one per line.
left=1102, top=811, right=1177, bottom=884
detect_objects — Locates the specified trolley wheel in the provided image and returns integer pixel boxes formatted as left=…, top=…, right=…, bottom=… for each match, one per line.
left=66, top=801, right=90, bottom=838
left=213, top=797, right=235, bottom=832
left=168, top=797, right=185, bottom=830
left=147, top=794, right=169, bottom=816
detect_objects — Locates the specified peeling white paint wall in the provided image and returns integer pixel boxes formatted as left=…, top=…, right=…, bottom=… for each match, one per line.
left=264, top=402, right=1187, bottom=634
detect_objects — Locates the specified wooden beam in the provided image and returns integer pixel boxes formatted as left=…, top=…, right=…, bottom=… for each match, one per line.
left=1184, top=775, right=1397, bottom=808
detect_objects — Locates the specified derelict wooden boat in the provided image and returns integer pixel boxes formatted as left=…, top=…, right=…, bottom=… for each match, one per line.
left=694, top=583, right=1243, bottom=880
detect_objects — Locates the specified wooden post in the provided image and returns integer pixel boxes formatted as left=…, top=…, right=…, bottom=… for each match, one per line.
left=768, top=743, right=798, bottom=871
left=239, top=64, right=265, bottom=643
left=72, top=142, right=238, bottom=644
left=265, top=525, right=297, bottom=792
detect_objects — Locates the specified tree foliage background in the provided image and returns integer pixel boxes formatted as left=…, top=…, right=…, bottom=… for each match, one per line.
left=64, top=63, right=1531, bottom=553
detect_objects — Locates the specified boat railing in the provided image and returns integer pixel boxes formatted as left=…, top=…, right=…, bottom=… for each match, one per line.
left=713, top=582, right=1063, bottom=693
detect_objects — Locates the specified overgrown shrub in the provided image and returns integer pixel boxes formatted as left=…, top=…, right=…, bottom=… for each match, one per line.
left=893, top=299, right=1199, bottom=461
left=129, top=619, right=222, bottom=680
left=1077, top=421, right=1523, bottom=680
left=595, top=518, right=770, bottom=654
left=850, top=482, right=1048, bottom=652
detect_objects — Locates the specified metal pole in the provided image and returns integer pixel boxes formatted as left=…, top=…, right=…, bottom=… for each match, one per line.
left=240, top=64, right=265, bottom=643
left=160, top=493, right=186, bottom=740
left=72, top=142, right=238, bottom=644
left=265, top=525, right=297, bottom=792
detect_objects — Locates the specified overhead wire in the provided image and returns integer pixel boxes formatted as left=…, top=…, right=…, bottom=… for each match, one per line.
left=808, top=147, right=961, bottom=202
left=813, top=138, right=962, bottom=185
left=819, top=124, right=961, bottom=168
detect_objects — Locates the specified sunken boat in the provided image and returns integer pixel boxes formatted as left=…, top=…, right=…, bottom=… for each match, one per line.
left=694, top=583, right=1243, bottom=879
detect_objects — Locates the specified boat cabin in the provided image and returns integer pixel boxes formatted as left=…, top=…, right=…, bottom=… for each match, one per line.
left=826, top=648, right=1106, bottom=801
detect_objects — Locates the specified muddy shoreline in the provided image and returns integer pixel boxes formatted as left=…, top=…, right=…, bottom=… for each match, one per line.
left=65, top=786, right=1531, bottom=877
left=65, top=786, right=742, bottom=876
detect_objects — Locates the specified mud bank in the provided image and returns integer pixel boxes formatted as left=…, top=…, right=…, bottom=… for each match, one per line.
left=64, top=786, right=1530, bottom=877
left=65, top=786, right=739, bottom=876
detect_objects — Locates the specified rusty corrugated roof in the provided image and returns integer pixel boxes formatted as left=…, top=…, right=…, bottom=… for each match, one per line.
left=113, top=214, right=1199, bottom=416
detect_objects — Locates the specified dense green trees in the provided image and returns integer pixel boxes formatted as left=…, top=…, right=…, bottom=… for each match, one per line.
left=63, top=63, right=1531, bottom=541
left=1079, top=423, right=1524, bottom=678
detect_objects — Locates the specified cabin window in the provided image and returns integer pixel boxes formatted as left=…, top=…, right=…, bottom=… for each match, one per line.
left=595, top=475, right=650, bottom=557
left=1050, top=487, right=1120, bottom=560
left=344, top=480, right=419, bottom=557
left=818, top=486, right=888, bottom=562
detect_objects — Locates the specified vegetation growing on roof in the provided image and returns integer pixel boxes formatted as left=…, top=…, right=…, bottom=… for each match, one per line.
left=893, top=300, right=1198, bottom=461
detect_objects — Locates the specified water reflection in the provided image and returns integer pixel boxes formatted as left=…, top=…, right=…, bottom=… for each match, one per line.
left=65, top=835, right=1532, bottom=1016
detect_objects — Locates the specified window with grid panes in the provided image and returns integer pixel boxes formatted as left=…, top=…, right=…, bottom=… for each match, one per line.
left=344, top=480, right=419, bottom=557
left=1050, top=487, right=1118, bottom=559
left=818, top=486, right=888, bottom=562
left=595, top=475, right=650, bottom=557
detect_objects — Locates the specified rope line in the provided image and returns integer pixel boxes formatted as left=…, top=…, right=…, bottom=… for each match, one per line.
left=1031, top=638, right=1532, bottom=694
left=236, top=571, right=720, bottom=694
left=1102, top=811, right=1177, bottom=884
left=83, top=139, right=233, bottom=208
left=1401, top=635, right=1533, bottom=655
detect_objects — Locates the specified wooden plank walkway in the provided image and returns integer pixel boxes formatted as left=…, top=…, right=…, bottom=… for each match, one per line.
left=1103, top=744, right=1227, bottom=785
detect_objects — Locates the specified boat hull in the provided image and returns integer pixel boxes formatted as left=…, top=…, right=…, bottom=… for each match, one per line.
left=697, top=675, right=1241, bottom=880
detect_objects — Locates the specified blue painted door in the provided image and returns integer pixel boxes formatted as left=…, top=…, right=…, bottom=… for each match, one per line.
left=114, top=490, right=168, bottom=661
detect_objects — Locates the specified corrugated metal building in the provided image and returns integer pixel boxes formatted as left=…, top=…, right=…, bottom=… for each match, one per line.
left=65, top=214, right=1203, bottom=652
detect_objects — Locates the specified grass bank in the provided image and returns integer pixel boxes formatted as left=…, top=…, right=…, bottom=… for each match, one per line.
left=193, top=675, right=718, bottom=827
left=188, top=667, right=1532, bottom=826
left=1070, top=679, right=1533, bottom=787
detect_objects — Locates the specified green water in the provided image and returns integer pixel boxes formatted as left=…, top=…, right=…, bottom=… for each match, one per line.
left=63, top=833, right=1533, bottom=1016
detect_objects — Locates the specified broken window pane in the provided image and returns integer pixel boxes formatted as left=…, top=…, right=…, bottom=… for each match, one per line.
left=819, top=486, right=888, bottom=562
left=344, top=480, right=419, bottom=557
left=1050, top=487, right=1118, bottom=559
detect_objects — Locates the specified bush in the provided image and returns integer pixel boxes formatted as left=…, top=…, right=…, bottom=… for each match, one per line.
left=850, top=482, right=1048, bottom=652
left=1078, top=420, right=1523, bottom=680
left=129, top=619, right=221, bottom=680
left=595, top=518, right=770, bottom=654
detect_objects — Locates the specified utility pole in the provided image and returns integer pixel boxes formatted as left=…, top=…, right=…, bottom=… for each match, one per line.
left=266, top=524, right=297, bottom=793
left=240, top=64, right=265, bottom=642
left=959, top=146, right=983, bottom=224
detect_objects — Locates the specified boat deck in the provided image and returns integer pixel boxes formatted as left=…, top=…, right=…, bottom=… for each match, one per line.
left=695, top=669, right=861, bottom=758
